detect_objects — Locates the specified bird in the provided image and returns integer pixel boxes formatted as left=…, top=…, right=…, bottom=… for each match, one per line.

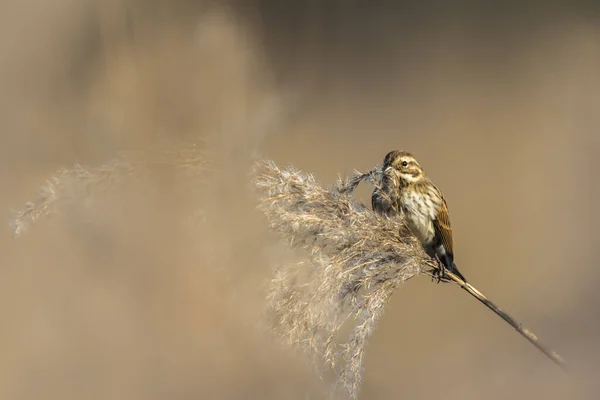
left=371, top=150, right=467, bottom=283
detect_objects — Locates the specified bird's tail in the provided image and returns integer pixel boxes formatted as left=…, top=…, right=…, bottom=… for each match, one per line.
left=448, top=262, right=467, bottom=283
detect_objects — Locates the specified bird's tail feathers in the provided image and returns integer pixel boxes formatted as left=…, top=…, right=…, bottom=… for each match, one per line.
left=448, top=262, right=467, bottom=282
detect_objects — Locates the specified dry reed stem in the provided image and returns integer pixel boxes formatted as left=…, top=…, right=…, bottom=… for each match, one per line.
left=253, top=158, right=568, bottom=399
left=444, top=270, right=568, bottom=370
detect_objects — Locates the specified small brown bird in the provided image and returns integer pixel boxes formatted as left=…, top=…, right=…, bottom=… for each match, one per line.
left=372, top=150, right=467, bottom=282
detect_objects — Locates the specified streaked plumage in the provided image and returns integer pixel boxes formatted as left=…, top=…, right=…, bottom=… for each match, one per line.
left=372, top=150, right=467, bottom=282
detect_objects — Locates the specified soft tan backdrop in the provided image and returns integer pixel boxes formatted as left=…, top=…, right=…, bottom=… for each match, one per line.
left=0, top=2, right=598, bottom=399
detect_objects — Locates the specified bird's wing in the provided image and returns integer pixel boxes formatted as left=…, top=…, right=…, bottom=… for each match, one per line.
left=433, top=197, right=454, bottom=256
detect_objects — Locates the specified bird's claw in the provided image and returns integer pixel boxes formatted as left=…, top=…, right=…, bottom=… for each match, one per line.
left=431, top=255, right=450, bottom=284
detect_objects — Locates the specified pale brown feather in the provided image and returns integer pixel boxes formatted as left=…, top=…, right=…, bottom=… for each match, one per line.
left=433, top=197, right=454, bottom=255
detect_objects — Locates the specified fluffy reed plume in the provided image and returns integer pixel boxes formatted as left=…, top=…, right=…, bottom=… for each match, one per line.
left=253, top=159, right=436, bottom=398
left=10, top=143, right=210, bottom=238
left=253, top=158, right=568, bottom=399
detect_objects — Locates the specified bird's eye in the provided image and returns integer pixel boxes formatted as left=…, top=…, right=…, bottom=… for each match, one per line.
left=401, top=161, right=408, bottom=167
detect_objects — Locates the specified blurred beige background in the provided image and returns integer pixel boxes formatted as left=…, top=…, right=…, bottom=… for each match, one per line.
left=0, top=1, right=598, bottom=399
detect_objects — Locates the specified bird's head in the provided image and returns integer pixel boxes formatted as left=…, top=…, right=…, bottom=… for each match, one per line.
left=382, top=150, right=425, bottom=183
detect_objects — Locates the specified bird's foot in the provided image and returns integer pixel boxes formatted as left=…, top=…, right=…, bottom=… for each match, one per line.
left=431, top=256, right=450, bottom=284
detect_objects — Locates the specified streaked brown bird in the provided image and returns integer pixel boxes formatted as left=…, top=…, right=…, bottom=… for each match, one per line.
left=372, top=150, right=467, bottom=282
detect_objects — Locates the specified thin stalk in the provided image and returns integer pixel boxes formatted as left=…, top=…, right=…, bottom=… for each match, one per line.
left=444, top=271, right=568, bottom=370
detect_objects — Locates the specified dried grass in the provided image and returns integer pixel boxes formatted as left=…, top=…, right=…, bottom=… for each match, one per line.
left=253, top=159, right=436, bottom=398
left=9, top=142, right=210, bottom=238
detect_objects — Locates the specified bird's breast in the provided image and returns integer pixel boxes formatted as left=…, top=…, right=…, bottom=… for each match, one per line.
left=401, top=191, right=436, bottom=246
